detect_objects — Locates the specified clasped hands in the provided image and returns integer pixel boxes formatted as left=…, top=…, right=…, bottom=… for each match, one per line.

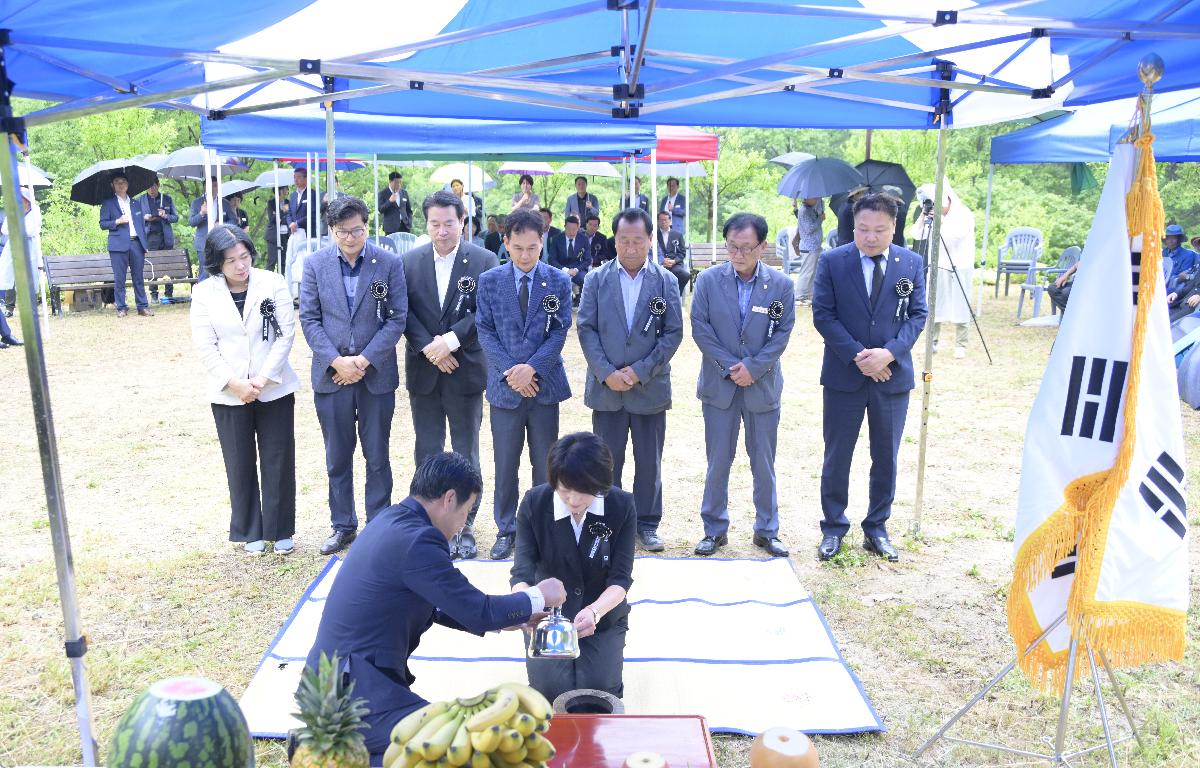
left=228, top=375, right=270, bottom=404
left=728, top=362, right=755, bottom=387
left=423, top=336, right=458, bottom=373
left=331, top=355, right=370, bottom=386
left=504, top=363, right=539, bottom=398
left=604, top=366, right=641, bottom=392
left=855, top=347, right=895, bottom=382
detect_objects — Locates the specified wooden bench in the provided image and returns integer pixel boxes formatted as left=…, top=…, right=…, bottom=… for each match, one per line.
left=688, top=243, right=784, bottom=274
left=45, top=249, right=196, bottom=315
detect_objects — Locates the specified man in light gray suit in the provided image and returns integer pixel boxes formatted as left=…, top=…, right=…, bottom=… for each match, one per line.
left=401, top=190, right=498, bottom=560
left=300, top=196, right=408, bottom=556
left=691, top=212, right=795, bottom=558
left=577, top=208, right=684, bottom=552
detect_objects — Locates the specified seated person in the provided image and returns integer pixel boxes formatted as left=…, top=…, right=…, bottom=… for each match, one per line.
left=305, top=452, right=566, bottom=763
left=484, top=215, right=503, bottom=255
left=655, top=210, right=690, bottom=295
left=510, top=432, right=635, bottom=704
left=584, top=215, right=610, bottom=267
left=1164, top=224, right=1197, bottom=289
left=1168, top=267, right=1200, bottom=323
left=1048, top=261, right=1078, bottom=314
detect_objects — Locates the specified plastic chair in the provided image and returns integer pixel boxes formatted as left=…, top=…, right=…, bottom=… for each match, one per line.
left=995, top=227, right=1044, bottom=297
left=368, top=235, right=397, bottom=253
left=389, top=232, right=419, bottom=254
left=1017, top=245, right=1079, bottom=320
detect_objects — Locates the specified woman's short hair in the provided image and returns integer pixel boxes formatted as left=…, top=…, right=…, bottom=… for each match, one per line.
left=325, top=195, right=370, bottom=227
left=203, top=223, right=257, bottom=276
left=519, top=173, right=534, bottom=187
left=852, top=192, right=899, bottom=221
left=410, top=452, right=483, bottom=503
left=505, top=208, right=545, bottom=238
left=423, top=190, right=466, bottom=219
left=547, top=432, right=613, bottom=497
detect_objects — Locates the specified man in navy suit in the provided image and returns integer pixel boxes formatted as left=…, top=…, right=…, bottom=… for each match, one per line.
left=548, top=214, right=590, bottom=294
left=812, top=193, right=928, bottom=563
left=659, top=177, right=686, bottom=234
left=621, top=177, right=650, bottom=215
left=305, top=452, right=567, bottom=764
left=300, top=196, right=408, bottom=556
left=655, top=210, right=690, bottom=295
left=99, top=171, right=153, bottom=317
left=401, top=190, right=498, bottom=561
left=189, top=177, right=236, bottom=278
left=287, top=167, right=318, bottom=238
left=476, top=208, right=573, bottom=559
left=137, top=176, right=178, bottom=304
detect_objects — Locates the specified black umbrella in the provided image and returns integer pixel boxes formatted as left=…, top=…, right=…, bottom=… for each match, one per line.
left=70, top=158, right=159, bottom=205
left=829, top=159, right=918, bottom=222
left=776, top=157, right=866, bottom=199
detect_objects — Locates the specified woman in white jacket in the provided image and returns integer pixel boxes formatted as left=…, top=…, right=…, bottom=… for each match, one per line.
left=191, top=223, right=299, bottom=554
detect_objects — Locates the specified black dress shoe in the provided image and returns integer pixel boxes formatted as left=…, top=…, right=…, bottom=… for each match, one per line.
left=0, top=336, right=20, bottom=346
left=319, top=529, right=356, bottom=556
left=0, top=340, right=8, bottom=349
left=864, top=536, right=899, bottom=562
left=638, top=530, right=665, bottom=552
left=693, top=534, right=727, bottom=556
left=448, top=531, right=461, bottom=560
left=752, top=534, right=789, bottom=557
left=818, top=535, right=844, bottom=561
left=490, top=534, right=515, bottom=560
left=456, top=525, right=478, bottom=560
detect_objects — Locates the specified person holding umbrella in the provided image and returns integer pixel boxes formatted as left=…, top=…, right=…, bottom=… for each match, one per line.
left=99, top=171, right=153, bottom=317
left=137, top=176, right=178, bottom=306
left=190, top=177, right=236, bottom=281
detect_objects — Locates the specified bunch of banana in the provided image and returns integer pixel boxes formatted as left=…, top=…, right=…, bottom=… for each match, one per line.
left=384, top=682, right=557, bottom=768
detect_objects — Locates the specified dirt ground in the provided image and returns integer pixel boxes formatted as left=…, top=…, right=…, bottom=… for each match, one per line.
left=0, top=286, right=1197, bottom=767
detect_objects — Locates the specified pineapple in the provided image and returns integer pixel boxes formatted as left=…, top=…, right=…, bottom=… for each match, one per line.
left=291, top=652, right=371, bottom=768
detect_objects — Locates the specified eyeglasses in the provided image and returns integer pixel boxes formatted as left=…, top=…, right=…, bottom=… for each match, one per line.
left=725, top=240, right=763, bottom=257
left=332, top=227, right=367, bottom=240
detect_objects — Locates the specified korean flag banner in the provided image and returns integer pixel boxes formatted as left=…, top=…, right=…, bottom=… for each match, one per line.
left=1007, top=136, right=1188, bottom=693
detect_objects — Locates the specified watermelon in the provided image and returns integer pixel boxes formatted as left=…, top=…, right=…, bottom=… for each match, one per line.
left=106, top=676, right=254, bottom=768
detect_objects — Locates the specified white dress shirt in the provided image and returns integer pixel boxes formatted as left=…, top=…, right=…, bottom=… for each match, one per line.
left=117, top=195, right=135, bottom=236
left=553, top=492, right=606, bottom=543
left=432, top=242, right=462, bottom=351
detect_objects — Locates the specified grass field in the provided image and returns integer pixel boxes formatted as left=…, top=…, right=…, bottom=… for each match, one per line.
left=1, top=287, right=1197, bottom=767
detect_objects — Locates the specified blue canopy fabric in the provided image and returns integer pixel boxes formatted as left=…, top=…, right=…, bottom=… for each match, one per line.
left=200, top=110, right=657, bottom=160
left=991, top=88, right=1200, bottom=164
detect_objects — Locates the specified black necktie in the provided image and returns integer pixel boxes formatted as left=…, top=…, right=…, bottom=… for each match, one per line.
left=870, top=254, right=884, bottom=306
left=519, top=274, right=530, bottom=318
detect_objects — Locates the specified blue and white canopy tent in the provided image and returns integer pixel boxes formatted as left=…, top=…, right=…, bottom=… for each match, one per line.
left=5, top=2, right=1200, bottom=763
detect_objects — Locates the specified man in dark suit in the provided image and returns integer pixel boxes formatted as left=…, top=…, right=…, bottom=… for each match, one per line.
left=1167, top=268, right=1200, bottom=322
left=189, top=177, right=236, bottom=277
left=577, top=208, right=684, bottom=552
left=564, top=176, right=600, bottom=223
left=137, top=176, right=178, bottom=305
left=655, top=210, right=690, bottom=295
left=265, top=189, right=289, bottom=273
left=300, top=196, right=408, bottom=556
left=99, top=171, right=153, bottom=318
left=621, top=177, right=650, bottom=214
left=583, top=215, right=609, bottom=267
left=659, top=177, right=686, bottom=234
left=691, top=213, right=795, bottom=558
left=378, top=171, right=413, bottom=235
left=476, top=208, right=574, bottom=559
left=287, top=168, right=318, bottom=238
left=812, top=193, right=928, bottom=563
left=306, top=452, right=566, bottom=764
left=539, top=207, right=561, bottom=263
left=548, top=214, right=590, bottom=292
left=402, top=191, right=499, bottom=561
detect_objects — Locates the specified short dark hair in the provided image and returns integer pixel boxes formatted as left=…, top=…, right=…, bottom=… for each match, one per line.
left=505, top=208, right=544, bottom=238
left=324, top=195, right=369, bottom=227
left=409, top=452, right=483, bottom=503
left=585, top=214, right=600, bottom=225
left=547, top=433, right=613, bottom=496
left=203, top=223, right=257, bottom=276
left=614, top=207, right=653, bottom=237
left=110, top=171, right=128, bottom=183
left=723, top=212, right=768, bottom=244
left=564, top=214, right=580, bottom=227
left=388, top=171, right=402, bottom=181
left=539, top=207, right=552, bottom=217
left=656, top=209, right=671, bottom=220
left=294, top=167, right=307, bottom=176
left=423, top=190, right=465, bottom=219
left=574, top=176, right=588, bottom=185
left=519, top=173, right=534, bottom=186
left=666, top=176, right=680, bottom=187
left=852, top=192, right=899, bottom=221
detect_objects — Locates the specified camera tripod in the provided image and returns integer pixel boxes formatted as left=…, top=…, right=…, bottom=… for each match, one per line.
left=914, top=206, right=993, bottom=364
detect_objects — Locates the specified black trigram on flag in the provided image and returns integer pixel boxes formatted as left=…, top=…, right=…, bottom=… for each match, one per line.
left=1051, top=548, right=1077, bottom=579
left=1060, top=356, right=1128, bottom=442
left=1139, top=452, right=1188, bottom=539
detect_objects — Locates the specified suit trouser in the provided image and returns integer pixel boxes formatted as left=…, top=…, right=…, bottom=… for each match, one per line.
left=314, top=383, right=395, bottom=532
left=409, top=381, right=484, bottom=523
left=699, top=389, right=780, bottom=539
left=109, top=240, right=148, bottom=311
left=819, top=385, right=909, bottom=539
left=525, top=619, right=627, bottom=704
left=931, top=322, right=969, bottom=349
left=145, top=231, right=174, bottom=299
left=667, top=264, right=690, bottom=295
left=1048, top=282, right=1072, bottom=313
left=265, top=232, right=288, bottom=273
left=490, top=398, right=559, bottom=537
left=211, top=394, right=296, bottom=542
left=0, top=308, right=13, bottom=339
left=592, top=408, right=666, bottom=533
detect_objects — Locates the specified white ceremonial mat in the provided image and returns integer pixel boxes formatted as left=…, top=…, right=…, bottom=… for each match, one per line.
left=240, top=557, right=884, bottom=737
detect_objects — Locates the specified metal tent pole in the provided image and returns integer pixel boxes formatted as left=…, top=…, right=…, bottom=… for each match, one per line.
left=711, top=155, right=718, bottom=262
left=685, top=167, right=691, bottom=243
left=213, top=149, right=223, bottom=225
left=2, top=129, right=98, bottom=766
left=306, top=152, right=314, bottom=243
left=313, top=151, right=321, bottom=240
left=980, top=162, right=993, bottom=314
left=202, top=150, right=212, bottom=231
left=325, top=101, right=336, bottom=203
left=272, top=160, right=281, bottom=273
left=911, top=116, right=948, bottom=535
left=19, top=142, right=50, bottom=337
left=650, top=148, right=659, bottom=250
left=373, top=153, right=380, bottom=239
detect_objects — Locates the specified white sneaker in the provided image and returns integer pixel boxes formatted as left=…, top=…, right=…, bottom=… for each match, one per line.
left=274, top=538, right=294, bottom=555
left=243, top=540, right=266, bottom=555
left=953, top=347, right=966, bottom=359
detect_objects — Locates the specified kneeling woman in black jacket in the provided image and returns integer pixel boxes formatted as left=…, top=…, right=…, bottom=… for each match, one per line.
left=510, top=432, right=636, bottom=703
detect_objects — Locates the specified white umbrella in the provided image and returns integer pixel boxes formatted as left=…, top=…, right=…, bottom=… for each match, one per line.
left=254, top=168, right=295, bottom=188
left=131, top=153, right=170, bottom=172
left=0, top=162, right=53, bottom=188
left=556, top=161, right=620, bottom=178
left=220, top=179, right=259, bottom=197
left=769, top=151, right=815, bottom=169
left=641, top=161, right=707, bottom=179
left=498, top=161, right=553, bottom=176
left=158, top=146, right=243, bottom=180
left=430, top=162, right=493, bottom=188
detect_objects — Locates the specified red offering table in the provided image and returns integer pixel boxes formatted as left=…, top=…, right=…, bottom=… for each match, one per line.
left=545, top=714, right=718, bottom=768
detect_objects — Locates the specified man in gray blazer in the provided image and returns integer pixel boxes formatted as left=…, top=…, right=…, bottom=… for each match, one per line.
left=691, top=212, right=795, bottom=558
left=577, top=208, right=684, bottom=551
left=402, top=190, right=498, bottom=560
left=300, top=196, right=409, bottom=555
